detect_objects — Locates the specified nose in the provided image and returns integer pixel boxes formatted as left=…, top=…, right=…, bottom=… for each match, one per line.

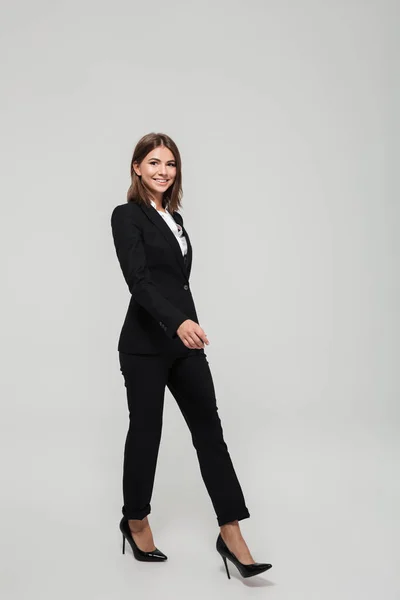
left=157, top=163, right=170, bottom=174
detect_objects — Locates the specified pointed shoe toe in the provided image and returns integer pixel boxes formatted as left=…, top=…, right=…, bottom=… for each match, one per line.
left=239, top=561, right=273, bottom=578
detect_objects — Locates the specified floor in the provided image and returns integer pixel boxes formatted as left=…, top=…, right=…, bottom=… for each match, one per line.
left=3, top=411, right=399, bottom=600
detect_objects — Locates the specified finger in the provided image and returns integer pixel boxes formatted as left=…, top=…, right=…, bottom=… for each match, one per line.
left=185, top=336, right=197, bottom=349
left=189, top=333, right=204, bottom=348
left=196, top=328, right=209, bottom=344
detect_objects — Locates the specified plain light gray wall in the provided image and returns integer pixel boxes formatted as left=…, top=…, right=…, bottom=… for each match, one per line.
left=0, top=1, right=398, bottom=598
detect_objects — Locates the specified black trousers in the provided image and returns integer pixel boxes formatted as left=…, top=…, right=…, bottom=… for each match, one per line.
left=118, top=347, right=250, bottom=527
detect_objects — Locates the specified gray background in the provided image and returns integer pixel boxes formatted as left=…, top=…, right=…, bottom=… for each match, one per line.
left=1, top=1, right=398, bottom=598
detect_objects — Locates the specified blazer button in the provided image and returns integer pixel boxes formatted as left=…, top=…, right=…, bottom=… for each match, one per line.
left=183, top=284, right=189, bottom=290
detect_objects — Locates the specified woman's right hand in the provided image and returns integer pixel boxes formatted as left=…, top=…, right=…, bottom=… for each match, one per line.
left=177, top=320, right=210, bottom=349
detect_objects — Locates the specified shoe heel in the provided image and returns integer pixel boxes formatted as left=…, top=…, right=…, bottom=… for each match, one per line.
left=222, top=555, right=231, bottom=579
left=122, top=533, right=125, bottom=554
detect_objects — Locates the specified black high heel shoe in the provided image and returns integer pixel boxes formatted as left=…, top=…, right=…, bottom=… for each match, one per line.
left=216, top=533, right=272, bottom=579
left=119, top=517, right=168, bottom=562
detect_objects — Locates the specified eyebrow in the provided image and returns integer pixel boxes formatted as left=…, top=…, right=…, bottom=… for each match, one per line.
left=147, top=157, right=176, bottom=162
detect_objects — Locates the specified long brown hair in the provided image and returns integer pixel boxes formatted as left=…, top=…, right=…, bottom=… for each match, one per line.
left=127, top=132, right=183, bottom=212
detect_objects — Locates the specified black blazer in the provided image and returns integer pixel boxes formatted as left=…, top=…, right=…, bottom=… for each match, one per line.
left=111, top=201, right=200, bottom=354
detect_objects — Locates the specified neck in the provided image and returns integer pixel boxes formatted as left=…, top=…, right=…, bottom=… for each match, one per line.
left=150, top=193, right=164, bottom=209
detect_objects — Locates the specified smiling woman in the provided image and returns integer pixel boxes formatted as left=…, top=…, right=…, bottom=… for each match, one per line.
left=111, top=132, right=272, bottom=579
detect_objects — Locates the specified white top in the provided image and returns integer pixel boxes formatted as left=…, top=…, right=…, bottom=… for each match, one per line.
left=150, top=199, right=188, bottom=257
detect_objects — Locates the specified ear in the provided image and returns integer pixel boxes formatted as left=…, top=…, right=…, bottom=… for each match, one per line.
left=132, top=161, right=141, bottom=177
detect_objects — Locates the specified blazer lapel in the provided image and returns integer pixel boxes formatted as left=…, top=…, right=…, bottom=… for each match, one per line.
left=182, top=222, right=192, bottom=278
left=139, top=203, right=191, bottom=279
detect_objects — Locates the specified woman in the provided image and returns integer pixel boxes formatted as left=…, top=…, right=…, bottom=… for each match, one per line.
left=111, top=132, right=272, bottom=579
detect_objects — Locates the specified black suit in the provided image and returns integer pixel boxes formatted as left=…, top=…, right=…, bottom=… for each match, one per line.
left=111, top=200, right=250, bottom=526
left=111, top=201, right=199, bottom=354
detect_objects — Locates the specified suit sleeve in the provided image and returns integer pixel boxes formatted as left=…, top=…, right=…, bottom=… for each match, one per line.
left=111, top=204, right=189, bottom=339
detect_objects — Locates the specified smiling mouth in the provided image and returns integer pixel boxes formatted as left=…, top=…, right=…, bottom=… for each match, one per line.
left=153, top=180, right=169, bottom=186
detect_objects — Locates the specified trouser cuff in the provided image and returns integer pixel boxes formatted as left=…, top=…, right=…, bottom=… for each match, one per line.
left=217, top=508, right=250, bottom=527
left=122, top=504, right=151, bottom=520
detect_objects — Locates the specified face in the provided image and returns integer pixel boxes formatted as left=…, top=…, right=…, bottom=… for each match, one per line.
left=133, top=145, right=177, bottom=200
